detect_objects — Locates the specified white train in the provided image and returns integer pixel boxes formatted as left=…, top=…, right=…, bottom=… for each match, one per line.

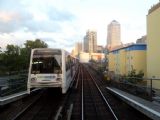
left=27, top=48, right=79, bottom=94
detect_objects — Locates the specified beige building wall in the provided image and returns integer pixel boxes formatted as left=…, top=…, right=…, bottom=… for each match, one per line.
left=129, top=51, right=147, bottom=77
left=147, top=3, right=160, bottom=89
left=119, top=49, right=126, bottom=75
left=108, top=52, right=115, bottom=72
left=108, top=44, right=146, bottom=79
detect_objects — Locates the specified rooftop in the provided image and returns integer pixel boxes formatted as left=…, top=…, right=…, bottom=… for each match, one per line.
left=148, top=2, right=160, bottom=14
left=110, top=43, right=147, bottom=53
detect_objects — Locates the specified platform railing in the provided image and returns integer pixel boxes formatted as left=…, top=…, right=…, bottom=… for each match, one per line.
left=0, top=70, right=28, bottom=97
left=108, top=76, right=160, bottom=102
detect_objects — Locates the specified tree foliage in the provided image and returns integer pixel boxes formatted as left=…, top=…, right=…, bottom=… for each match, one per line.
left=125, top=69, right=144, bottom=84
left=0, top=39, right=48, bottom=75
left=24, top=39, right=48, bottom=49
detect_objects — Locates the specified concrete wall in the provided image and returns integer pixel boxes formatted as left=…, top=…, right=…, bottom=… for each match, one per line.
left=119, top=49, right=126, bottom=75
left=79, top=52, right=105, bottom=63
left=128, top=50, right=146, bottom=77
left=147, top=5, right=160, bottom=89
left=108, top=45, right=146, bottom=77
left=79, top=52, right=90, bottom=63
left=108, top=52, right=115, bottom=72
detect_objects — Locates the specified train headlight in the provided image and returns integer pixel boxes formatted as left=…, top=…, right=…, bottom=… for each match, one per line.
left=31, top=77, right=36, bottom=82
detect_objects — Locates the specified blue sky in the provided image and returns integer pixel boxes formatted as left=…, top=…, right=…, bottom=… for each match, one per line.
left=0, top=0, right=158, bottom=52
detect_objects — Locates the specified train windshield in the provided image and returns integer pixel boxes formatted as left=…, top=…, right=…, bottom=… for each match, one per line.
left=31, top=49, right=62, bottom=74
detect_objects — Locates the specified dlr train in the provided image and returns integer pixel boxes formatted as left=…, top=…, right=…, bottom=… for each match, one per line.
left=27, top=48, right=79, bottom=94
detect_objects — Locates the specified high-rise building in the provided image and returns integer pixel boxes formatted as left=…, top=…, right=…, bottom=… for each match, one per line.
left=97, top=45, right=103, bottom=53
left=83, top=35, right=88, bottom=52
left=136, top=35, right=147, bottom=44
left=107, top=20, right=121, bottom=50
left=77, top=42, right=82, bottom=54
left=85, top=30, right=97, bottom=53
left=73, top=42, right=82, bottom=57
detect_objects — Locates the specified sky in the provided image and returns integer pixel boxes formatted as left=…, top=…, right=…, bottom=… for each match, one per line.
left=0, top=0, right=159, bottom=52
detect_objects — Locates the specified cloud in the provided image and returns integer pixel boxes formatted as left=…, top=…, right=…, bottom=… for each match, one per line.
left=0, top=11, right=18, bottom=22
left=0, top=0, right=79, bottom=52
left=0, top=11, right=33, bottom=33
left=47, top=8, right=76, bottom=22
left=0, top=0, right=33, bottom=33
left=0, top=0, right=158, bottom=52
left=0, top=0, right=76, bottom=33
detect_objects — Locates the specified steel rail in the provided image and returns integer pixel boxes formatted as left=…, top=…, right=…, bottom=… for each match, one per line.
left=54, top=106, right=63, bottom=120
left=54, top=65, right=80, bottom=120
left=67, top=104, right=73, bottom=120
left=81, top=65, right=84, bottom=120
left=86, top=68, right=119, bottom=120
left=75, top=66, right=81, bottom=89
left=11, top=93, right=42, bottom=120
left=70, top=66, right=79, bottom=89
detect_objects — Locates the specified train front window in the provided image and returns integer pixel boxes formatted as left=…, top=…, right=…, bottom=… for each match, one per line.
left=31, top=50, right=62, bottom=74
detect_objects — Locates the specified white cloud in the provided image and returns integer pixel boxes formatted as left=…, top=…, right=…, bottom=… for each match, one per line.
left=0, top=0, right=159, bottom=52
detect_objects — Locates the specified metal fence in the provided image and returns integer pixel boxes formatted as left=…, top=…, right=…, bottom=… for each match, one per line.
left=108, top=76, right=160, bottom=102
left=78, top=63, right=160, bottom=102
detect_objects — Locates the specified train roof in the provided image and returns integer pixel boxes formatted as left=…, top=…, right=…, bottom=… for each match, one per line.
left=32, top=48, right=70, bottom=52
left=32, top=48, right=71, bottom=55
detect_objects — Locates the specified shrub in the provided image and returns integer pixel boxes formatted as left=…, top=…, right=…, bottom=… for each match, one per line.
left=125, top=69, right=144, bottom=84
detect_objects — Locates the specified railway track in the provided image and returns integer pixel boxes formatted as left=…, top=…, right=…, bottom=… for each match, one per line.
left=11, top=88, right=63, bottom=120
left=54, top=64, right=82, bottom=120
left=63, top=64, right=118, bottom=120
left=0, top=65, right=80, bottom=120
left=86, top=64, right=152, bottom=120
left=81, top=64, right=118, bottom=120
left=0, top=63, right=152, bottom=120
left=0, top=89, right=43, bottom=120
left=71, top=63, right=151, bottom=120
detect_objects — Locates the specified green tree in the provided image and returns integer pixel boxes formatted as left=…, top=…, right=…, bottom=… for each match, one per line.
left=22, top=39, right=48, bottom=69
left=1, top=45, right=21, bottom=73
left=126, top=69, right=144, bottom=84
left=24, top=39, right=48, bottom=49
left=5, top=45, right=20, bottom=55
left=0, top=39, right=48, bottom=75
left=0, top=39, right=48, bottom=94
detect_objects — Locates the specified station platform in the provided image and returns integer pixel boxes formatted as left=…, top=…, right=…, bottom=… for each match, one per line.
left=0, top=91, right=28, bottom=106
left=0, top=89, right=41, bottom=106
left=106, top=87, right=160, bottom=120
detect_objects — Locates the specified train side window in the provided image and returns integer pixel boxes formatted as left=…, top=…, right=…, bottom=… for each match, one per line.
left=66, top=55, right=71, bottom=71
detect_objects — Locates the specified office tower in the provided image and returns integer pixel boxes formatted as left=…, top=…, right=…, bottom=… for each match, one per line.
left=75, top=42, right=82, bottom=54
left=83, top=35, right=88, bottom=52
left=97, top=45, right=103, bottom=53
left=107, top=20, right=121, bottom=50
left=136, top=35, right=147, bottom=44
left=85, top=30, right=97, bottom=53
